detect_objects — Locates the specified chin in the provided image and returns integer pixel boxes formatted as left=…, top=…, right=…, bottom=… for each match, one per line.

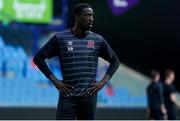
left=85, top=25, right=93, bottom=30
left=87, top=28, right=92, bottom=31
left=87, top=27, right=93, bottom=30
left=82, top=25, right=92, bottom=31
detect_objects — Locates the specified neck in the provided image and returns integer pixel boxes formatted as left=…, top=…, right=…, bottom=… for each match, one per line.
left=72, top=24, right=87, bottom=37
left=152, top=80, right=158, bottom=83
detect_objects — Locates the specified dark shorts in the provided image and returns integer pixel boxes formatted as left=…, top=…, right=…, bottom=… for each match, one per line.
left=56, top=95, right=97, bottom=120
left=149, top=109, right=164, bottom=120
left=166, top=106, right=177, bottom=120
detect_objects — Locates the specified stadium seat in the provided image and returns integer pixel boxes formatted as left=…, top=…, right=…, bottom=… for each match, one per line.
left=0, top=60, right=2, bottom=76
left=0, top=36, right=4, bottom=47
left=16, top=46, right=27, bottom=60
left=5, top=59, right=24, bottom=78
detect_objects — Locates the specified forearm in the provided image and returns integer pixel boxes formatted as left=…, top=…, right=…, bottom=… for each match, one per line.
left=161, top=104, right=166, bottom=109
left=171, top=94, right=180, bottom=107
left=172, top=98, right=179, bottom=107
left=33, top=52, right=53, bottom=80
left=49, top=74, right=59, bottom=83
left=49, top=74, right=62, bottom=89
left=100, top=74, right=110, bottom=84
left=159, top=90, right=165, bottom=109
left=161, top=104, right=167, bottom=114
left=106, top=55, right=120, bottom=79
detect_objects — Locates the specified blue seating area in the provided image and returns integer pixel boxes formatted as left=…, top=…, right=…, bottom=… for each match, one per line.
left=0, top=35, right=147, bottom=108
left=98, top=86, right=147, bottom=108
left=0, top=37, right=27, bottom=78
left=0, top=77, right=59, bottom=107
left=0, top=76, right=147, bottom=107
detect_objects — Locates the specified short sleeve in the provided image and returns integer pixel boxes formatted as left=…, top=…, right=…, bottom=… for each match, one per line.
left=169, top=85, right=176, bottom=94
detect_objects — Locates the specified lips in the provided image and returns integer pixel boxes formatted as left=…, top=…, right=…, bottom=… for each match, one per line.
left=88, top=24, right=93, bottom=27
left=88, top=22, right=93, bottom=25
left=87, top=23, right=93, bottom=28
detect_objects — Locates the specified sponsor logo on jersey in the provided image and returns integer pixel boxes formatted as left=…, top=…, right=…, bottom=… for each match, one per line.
left=67, top=41, right=73, bottom=51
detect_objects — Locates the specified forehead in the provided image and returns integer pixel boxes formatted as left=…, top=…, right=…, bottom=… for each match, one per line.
left=81, top=7, right=93, bottom=14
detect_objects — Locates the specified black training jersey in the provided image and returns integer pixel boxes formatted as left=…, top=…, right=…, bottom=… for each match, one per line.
left=147, top=82, right=164, bottom=110
left=33, top=29, right=120, bottom=97
left=163, top=83, right=176, bottom=108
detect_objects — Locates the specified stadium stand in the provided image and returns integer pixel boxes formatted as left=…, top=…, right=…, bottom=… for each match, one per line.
left=1, top=35, right=179, bottom=108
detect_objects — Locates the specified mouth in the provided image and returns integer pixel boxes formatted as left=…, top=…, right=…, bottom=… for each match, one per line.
left=88, top=24, right=93, bottom=28
left=87, top=23, right=93, bottom=28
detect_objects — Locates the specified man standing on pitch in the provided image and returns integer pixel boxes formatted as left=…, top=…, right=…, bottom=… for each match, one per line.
left=163, top=70, right=179, bottom=120
left=147, top=70, right=167, bottom=120
left=33, top=3, right=120, bottom=120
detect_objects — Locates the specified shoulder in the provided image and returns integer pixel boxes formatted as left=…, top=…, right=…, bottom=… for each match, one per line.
left=54, top=29, right=72, bottom=38
left=147, top=83, right=152, bottom=90
left=155, top=82, right=163, bottom=92
left=164, top=84, right=176, bottom=92
left=170, top=84, right=176, bottom=92
left=87, top=31, right=106, bottom=42
left=56, top=29, right=71, bottom=35
left=157, top=82, right=163, bottom=88
left=163, top=83, right=169, bottom=91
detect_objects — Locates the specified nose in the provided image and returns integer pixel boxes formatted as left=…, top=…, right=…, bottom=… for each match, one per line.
left=89, top=16, right=94, bottom=22
left=89, top=17, right=94, bottom=23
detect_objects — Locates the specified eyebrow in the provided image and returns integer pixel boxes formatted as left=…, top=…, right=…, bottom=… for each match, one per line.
left=77, top=11, right=93, bottom=18
left=83, top=11, right=93, bottom=15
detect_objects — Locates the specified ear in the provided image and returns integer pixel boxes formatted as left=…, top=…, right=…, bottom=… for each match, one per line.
left=75, top=14, right=79, bottom=21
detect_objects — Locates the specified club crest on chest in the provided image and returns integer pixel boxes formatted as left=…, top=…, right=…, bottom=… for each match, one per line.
left=87, top=40, right=95, bottom=49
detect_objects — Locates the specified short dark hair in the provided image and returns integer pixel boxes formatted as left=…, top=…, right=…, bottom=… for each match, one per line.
left=150, top=70, right=160, bottom=79
left=72, top=3, right=92, bottom=17
left=165, top=69, right=174, bottom=78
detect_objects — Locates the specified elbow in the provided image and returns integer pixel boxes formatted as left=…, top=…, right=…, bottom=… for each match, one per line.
left=33, top=52, right=45, bottom=66
left=117, top=58, right=120, bottom=67
left=114, top=56, right=120, bottom=69
left=33, top=54, right=39, bottom=66
left=109, top=56, right=120, bottom=69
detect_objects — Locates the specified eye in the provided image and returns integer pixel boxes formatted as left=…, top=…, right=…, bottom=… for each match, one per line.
left=84, top=13, right=93, bottom=18
left=84, top=14, right=89, bottom=17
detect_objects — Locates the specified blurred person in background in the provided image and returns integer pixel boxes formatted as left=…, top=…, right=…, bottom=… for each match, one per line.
left=163, top=70, right=179, bottom=120
left=33, top=3, right=120, bottom=120
left=105, top=82, right=114, bottom=96
left=147, top=70, right=167, bottom=120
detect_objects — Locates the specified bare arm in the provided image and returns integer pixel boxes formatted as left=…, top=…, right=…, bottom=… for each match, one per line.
left=170, top=93, right=180, bottom=108
left=161, top=104, right=167, bottom=115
